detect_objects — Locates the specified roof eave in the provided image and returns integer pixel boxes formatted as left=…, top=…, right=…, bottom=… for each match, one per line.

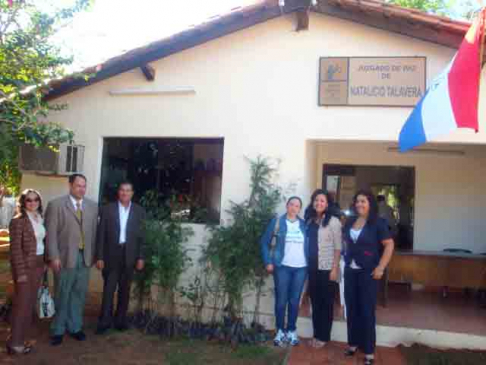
left=45, top=2, right=292, bottom=101
left=45, top=0, right=472, bottom=101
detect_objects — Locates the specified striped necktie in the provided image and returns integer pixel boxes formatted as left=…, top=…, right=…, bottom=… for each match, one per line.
left=76, top=201, right=85, bottom=250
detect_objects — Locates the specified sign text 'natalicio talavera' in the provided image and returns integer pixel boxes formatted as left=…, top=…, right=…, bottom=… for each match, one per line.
left=319, top=57, right=426, bottom=107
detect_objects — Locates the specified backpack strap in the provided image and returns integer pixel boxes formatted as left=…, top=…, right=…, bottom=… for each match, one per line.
left=274, top=215, right=280, bottom=236
left=269, top=215, right=281, bottom=261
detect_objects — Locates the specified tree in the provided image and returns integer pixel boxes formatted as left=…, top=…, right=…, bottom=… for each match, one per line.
left=385, top=0, right=456, bottom=17
left=202, top=156, right=282, bottom=322
left=0, top=0, right=91, bottom=193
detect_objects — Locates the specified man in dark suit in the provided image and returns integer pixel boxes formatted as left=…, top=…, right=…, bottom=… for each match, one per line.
left=95, top=181, right=146, bottom=334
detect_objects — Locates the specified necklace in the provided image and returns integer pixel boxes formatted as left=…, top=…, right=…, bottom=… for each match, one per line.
left=353, top=217, right=366, bottom=230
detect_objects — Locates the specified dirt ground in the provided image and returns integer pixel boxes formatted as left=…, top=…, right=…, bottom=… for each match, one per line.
left=2, top=259, right=486, bottom=365
left=0, top=260, right=286, bottom=365
left=0, top=309, right=287, bottom=365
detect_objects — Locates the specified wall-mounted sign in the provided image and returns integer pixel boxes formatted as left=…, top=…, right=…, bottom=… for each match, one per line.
left=318, top=57, right=426, bottom=107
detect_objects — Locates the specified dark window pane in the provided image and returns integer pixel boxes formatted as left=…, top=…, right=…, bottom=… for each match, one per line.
left=72, top=147, right=78, bottom=172
left=99, top=137, right=223, bottom=223
left=66, top=145, right=72, bottom=172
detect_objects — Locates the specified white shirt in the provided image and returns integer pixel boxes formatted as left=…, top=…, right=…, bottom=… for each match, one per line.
left=118, top=202, right=131, bottom=244
left=349, top=228, right=362, bottom=269
left=27, top=212, right=46, bottom=255
left=70, top=195, right=83, bottom=211
left=281, top=219, right=307, bottom=268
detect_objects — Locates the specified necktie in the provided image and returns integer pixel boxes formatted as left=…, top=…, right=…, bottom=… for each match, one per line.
left=76, top=201, right=85, bottom=250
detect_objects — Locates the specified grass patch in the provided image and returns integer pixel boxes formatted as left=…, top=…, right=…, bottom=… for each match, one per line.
left=166, top=347, right=200, bottom=365
left=232, top=344, right=274, bottom=360
left=164, top=338, right=286, bottom=365
left=401, top=344, right=486, bottom=365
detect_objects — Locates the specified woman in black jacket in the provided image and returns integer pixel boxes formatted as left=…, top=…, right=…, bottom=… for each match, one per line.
left=342, top=191, right=394, bottom=365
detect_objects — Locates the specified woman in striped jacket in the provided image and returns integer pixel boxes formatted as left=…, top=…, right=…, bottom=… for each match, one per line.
left=304, top=189, right=342, bottom=349
left=7, top=189, right=46, bottom=355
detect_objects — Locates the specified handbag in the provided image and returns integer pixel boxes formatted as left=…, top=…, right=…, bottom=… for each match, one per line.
left=38, top=272, right=55, bottom=319
left=269, top=216, right=280, bottom=260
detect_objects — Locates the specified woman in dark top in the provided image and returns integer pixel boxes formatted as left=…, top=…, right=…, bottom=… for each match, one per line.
left=343, top=191, right=394, bottom=365
left=304, top=189, right=342, bottom=348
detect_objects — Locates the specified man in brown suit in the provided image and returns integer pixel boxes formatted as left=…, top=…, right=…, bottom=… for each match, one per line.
left=95, top=181, right=146, bottom=334
left=45, top=174, right=98, bottom=346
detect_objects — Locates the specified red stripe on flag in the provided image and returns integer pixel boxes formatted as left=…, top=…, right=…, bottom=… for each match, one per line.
left=448, top=10, right=485, bottom=132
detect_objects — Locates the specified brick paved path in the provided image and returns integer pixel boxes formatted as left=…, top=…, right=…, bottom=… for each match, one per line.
left=287, top=341, right=406, bottom=365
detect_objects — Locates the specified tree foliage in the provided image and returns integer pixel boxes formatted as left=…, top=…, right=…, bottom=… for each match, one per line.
left=0, top=0, right=91, bottom=193
left=134, top=190, right=194, bottom=317
left=202, top=156, right=282, bottom=321
left=386, top=0, right=455, bottom=17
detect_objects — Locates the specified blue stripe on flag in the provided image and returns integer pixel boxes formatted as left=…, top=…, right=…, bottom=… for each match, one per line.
left=399, top=92, right=428, bottom=152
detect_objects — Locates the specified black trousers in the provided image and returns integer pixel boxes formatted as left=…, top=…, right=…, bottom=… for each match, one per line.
left=344, top=267, right=378, bottom=355
left=308, top=269, right=336, bottom=342
left=99, top=246, right=134, bottom=328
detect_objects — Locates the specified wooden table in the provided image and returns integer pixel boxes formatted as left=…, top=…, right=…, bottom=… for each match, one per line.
left=388, top=250, right=486, bottom=289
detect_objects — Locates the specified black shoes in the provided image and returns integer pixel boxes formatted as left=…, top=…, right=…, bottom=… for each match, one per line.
left=50, top=335, right=63, bottom=346
left=70, top=331, right=87, bottom=341
left=51, top=331, right=85, bottom=345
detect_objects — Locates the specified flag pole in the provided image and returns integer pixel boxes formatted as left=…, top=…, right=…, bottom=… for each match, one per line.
left=478, top=9, right=485, bottom=134
left=480, top=9, right=486, bottom=69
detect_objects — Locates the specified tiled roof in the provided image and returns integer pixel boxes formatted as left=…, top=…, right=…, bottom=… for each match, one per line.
left=45, top=0, right=472, bottom=100
left=314, top=0, right=470, bottom=48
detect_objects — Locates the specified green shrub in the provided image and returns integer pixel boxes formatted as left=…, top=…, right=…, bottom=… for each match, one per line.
left=134, top=190, right=194, bottom=317
left=202, top=156, right=282, bottom=321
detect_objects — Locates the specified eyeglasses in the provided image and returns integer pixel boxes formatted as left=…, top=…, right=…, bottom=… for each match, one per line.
left=25, top=198, right=40, bottom=203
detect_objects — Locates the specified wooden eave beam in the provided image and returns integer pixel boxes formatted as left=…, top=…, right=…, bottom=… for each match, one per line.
left=140, top=64, right=156, bottom=81
left=296, top=8, right=310, bottom=31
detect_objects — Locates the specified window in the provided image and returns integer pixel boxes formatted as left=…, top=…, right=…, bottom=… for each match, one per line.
left=100, top=138, right=224, bottom=223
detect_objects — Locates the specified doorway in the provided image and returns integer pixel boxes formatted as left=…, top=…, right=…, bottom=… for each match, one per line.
left=322, top=164, right=415, bottom=250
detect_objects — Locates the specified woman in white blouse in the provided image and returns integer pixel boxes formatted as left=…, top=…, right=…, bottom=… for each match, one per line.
left=7, top=189, right=46, bottom=355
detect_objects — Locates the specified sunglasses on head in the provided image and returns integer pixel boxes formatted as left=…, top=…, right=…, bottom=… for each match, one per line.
left=25, top=198, right=40, bottom=203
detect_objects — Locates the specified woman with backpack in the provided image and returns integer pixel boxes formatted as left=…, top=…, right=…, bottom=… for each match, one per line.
left=261, top=196, right=308, bottom=347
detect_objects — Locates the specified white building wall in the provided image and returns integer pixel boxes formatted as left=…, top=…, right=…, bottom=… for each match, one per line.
left=315, top=141, right=486, bottom=253
left=20, top=13, right=486, bottom=265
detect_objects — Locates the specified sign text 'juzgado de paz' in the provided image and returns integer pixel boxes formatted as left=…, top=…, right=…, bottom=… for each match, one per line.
left=319, top=57, right=426, bottom=107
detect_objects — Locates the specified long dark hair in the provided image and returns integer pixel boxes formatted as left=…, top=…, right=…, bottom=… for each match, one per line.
left=17, top=189, right=43, bottom=218
left=304, top=189, right=334, bottom=227
left=351, top=190, right=378, bottom=223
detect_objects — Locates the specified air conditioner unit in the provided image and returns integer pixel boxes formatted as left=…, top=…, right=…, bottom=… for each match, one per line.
left=19, top=144, right=85, bottom=176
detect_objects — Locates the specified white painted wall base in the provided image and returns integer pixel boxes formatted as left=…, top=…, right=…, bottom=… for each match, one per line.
left=293, top=316, right=486, bottom=351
